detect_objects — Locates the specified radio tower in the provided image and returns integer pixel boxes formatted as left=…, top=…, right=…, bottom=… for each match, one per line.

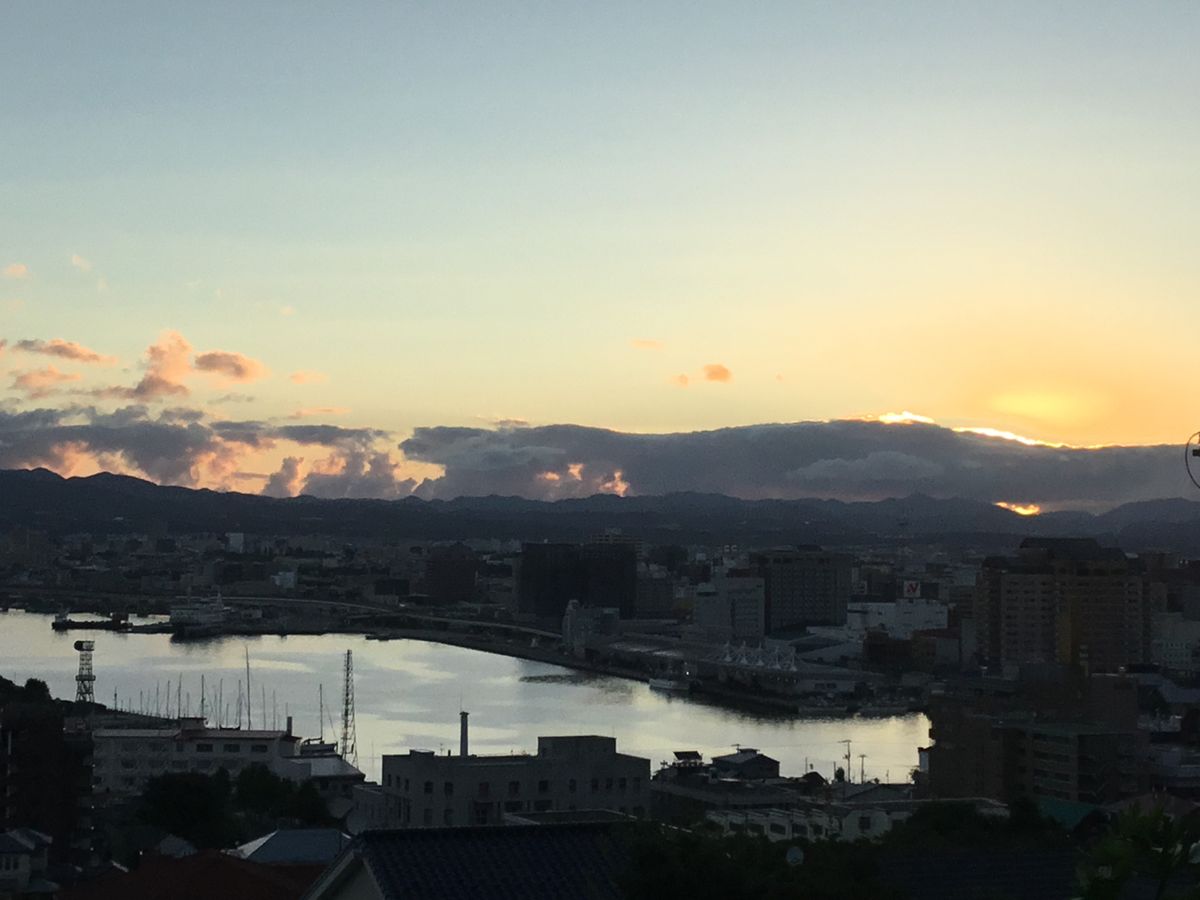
left=340, top=650, right=358, bottom=767
left=73, top=640, right=96, bottom=705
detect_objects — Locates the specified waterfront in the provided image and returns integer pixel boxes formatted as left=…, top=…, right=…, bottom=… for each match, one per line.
left=0, top=610, right=928, bottom=782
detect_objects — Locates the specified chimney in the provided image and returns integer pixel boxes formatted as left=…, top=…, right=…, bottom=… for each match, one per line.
left=286, top=715, right=293, bottom=737
left=459, top=710, right=469, bottom=758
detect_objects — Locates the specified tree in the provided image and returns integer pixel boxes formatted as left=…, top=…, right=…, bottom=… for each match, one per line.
left=1078, top=807, right=1200, bottom=900
left=21, top=678, right=51, bottom=703
left=138, top=770, right=236, bottom=848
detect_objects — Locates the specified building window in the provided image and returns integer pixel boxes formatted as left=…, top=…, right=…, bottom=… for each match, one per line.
left=508, top=780, right=521, bottom=797
left=538, top=780, right=549, bottom=794
left=424, top=781, right=433, bottom=794
left=224, top=744, right=240, bottom=753
left=444, top=782, right=454, bottom=797
left=251, top=744, right=268, bottom=754
left=618, top=777, right=627, bottom=792
left=633, top=777, right=642, bottom=792
left=196, top=743, right=213, bottom=753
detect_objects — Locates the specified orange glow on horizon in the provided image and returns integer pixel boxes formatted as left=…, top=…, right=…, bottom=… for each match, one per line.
left=995, top=501, right=1042, bottom=516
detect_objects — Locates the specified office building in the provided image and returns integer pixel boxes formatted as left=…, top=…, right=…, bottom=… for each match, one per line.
left=751, top=548, right=852, bottom=632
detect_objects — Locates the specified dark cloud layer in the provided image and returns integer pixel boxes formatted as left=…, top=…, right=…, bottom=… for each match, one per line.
left=0, top=405, right=1191, bottom=509
left=401, top=421, right=1188, bottom=509
left=0, top=405, right=409, bottom=496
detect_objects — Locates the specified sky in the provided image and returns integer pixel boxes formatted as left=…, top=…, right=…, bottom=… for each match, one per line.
left=2, top=3, right=1198, bottom=508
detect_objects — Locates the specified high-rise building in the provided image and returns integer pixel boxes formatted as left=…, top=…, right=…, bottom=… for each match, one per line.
left=751, top=548, right=851, bottom=633
left=517, top=542, right=637, bottom=620
left=974, top=538, right=1159, bottom=673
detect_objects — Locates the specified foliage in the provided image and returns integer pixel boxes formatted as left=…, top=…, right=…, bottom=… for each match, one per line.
left=136, top=764, right=332, bottom=850
left=1078, top=807, right=1200, bottom=900
left=138, top=770, right=237, bottom=849
left=620, top=823, right=897, bottom=900
left=884, top=798, right=1067, bottom=850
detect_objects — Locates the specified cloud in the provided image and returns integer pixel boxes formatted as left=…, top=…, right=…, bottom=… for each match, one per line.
left=195, top=350, right=268, bottom=382
left=0, top=339, right=7, bottom=355
left=92, top=331, right=192, bottom=401
left=399, top=419, right=1189, bottom=508
left=212, top=392, right=255, bottom=404
left=631, top=339, right=663, bottom=350
left=702, top=363, right=732, bottom=383
left=298, top=449, right=417, bottom=499
left=0, top=400, right=411, bottom=494
left=3, top=263, right=30, bottom=279
left=11, top=367, right=82, bottom=399
left=70, top=254, right=92, bottom=272
left=289, top=407, right=350, bottom=419
left=289, top=370, right=327, bottom=385
left=263, top=456, right=304, bottom=498
left=15, top=338, right=116, bottom=365
left=82, top=331, right=264, bottom=401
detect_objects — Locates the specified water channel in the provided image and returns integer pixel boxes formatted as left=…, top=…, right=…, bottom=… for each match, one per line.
left=0, top=609, right=928, bottom=783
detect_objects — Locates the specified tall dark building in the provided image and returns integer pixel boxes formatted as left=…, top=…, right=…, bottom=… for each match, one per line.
left=0, top=701, right=93, bottom=870
left=423, top=543, right=478, bottom=604
left=974, top=538, right=1159, bottom=673
left=517, top=542, right=637, bottom=620
left=751, top=547, right=851, bottom=633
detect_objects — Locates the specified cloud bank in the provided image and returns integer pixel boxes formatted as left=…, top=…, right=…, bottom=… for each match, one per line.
left=400, top=420, right=1188, bottom=509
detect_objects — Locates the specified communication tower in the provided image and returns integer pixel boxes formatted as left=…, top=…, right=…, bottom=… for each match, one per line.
left=73, top=640, right=96, bottom=705
left=340, top=650, right=358, bottom=767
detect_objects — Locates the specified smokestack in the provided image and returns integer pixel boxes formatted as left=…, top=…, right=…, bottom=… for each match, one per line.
left=459, top=710, right=469, bottom=758
left=286, top=715, right=293, bottom=737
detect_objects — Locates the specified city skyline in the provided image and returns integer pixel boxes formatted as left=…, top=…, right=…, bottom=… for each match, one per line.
left=2, top=3, right=1198, bottom=505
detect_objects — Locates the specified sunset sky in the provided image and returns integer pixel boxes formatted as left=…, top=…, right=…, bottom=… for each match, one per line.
left=2, top=3, right=1198, bottom=505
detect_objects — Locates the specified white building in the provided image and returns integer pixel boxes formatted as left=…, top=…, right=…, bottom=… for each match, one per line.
left=845, top=597, right=948, bottom=640
left=692, top=577, right=766, bottom=642
left=91, top=716, right=360, bottom=799
left=1150, top=612, right=1200, bottom=674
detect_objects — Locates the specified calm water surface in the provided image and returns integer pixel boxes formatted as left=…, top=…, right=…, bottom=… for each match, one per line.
left=0, top=610, right=928, bottom=782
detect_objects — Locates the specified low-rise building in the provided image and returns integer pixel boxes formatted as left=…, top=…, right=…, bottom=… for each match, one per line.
left=381, top=728, right=650, bottom=828
left=90, top=716, right=358, bottom=799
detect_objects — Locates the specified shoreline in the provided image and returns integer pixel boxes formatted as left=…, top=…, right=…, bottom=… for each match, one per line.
left=12, top=606, right=919, bottom=722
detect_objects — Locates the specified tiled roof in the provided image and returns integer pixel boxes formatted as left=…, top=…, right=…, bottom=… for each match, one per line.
left=236, top=829, right=352, bottom=865
left=58, top=850, right=323, bottom=900
left=354, top=823, right=632, bottom=900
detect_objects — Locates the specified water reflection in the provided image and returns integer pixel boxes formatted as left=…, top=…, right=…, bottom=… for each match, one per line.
left=0, top=610, right=928, bottom=782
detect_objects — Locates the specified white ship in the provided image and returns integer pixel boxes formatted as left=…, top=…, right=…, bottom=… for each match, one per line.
left=170, top=593, right=227, bottom=637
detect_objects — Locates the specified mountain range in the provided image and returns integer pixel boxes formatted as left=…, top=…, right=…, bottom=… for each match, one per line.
left=3, top=468, right=1200, bottom=552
